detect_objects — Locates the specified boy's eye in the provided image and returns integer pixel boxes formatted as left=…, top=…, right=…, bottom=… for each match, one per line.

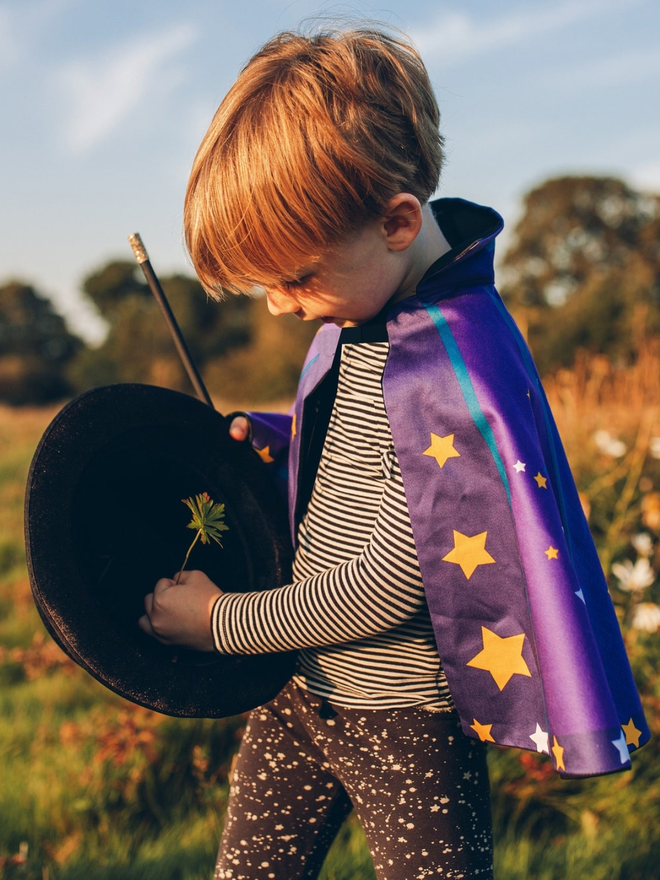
left=284, top=273, right=313, bottom=289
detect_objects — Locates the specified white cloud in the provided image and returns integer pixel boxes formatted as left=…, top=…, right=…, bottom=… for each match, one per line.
left=58, top=22, right=198, bottom=154
left=410, top=0, right=644, bottom=68
left=545, top=46, right=660, bottom=91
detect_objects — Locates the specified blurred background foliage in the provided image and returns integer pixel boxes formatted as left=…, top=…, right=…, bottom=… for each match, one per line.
left=2, top=174, right=660, bottom=878
left=0, top=283, right=82, bottom=406
left=499, top=175, right=660, bottom=376
left=1, top=257, right=318, bottom=408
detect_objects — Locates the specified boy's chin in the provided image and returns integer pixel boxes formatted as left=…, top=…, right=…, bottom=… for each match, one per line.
left=321, top=317, right=359, bottom=327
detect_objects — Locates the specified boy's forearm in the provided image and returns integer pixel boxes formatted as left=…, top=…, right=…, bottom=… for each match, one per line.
left=211, top=476, right=424, bottom=654
left=211, top=564, right=419, bottom=654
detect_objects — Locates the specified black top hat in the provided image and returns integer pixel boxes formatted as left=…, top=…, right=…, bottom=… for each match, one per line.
left=25, top=383, right=296, bottom=718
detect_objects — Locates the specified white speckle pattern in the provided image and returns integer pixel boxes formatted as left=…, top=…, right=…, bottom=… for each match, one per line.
left=215, top=680, right=493, bottom=879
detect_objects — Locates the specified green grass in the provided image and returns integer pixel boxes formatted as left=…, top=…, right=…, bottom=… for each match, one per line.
left=1, top=402, right=659, bottom=880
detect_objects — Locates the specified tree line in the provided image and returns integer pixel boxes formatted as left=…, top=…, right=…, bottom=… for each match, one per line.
left=500, top=175, right=660, bottom=374
left=1, top=174, right=659, bottom=406
left=0, top=262, right=317, bottom=406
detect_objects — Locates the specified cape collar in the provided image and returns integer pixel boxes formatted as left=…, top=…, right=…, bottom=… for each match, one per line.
left=414, top=197, right=503, bottom=301
left=345, top=198, right=505, bottom=341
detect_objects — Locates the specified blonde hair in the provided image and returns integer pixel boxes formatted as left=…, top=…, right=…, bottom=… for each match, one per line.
left=184, top=24, right=444, bottom=296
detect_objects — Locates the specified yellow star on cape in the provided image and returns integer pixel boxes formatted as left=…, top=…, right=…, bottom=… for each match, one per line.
left=256, top=445, right=274, bottom=463
left=552, top=736, right=565, bottom=771
left=442, top=531, right=495, bottom=579
left=622, top=718, right=642, bottom=748
left=291, top=414, right=297, bottom=438
left=534, top=472, right=548, bottom=489
left=470, top=718, right=495, bottom=743
left=467, top=626, right=532, bottom=690
left=545, top=546, right=559, bottom=560
left=423, top=433, right=461, bottom=469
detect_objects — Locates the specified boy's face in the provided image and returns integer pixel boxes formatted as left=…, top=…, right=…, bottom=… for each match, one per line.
left=261, top=216, right=414, bottom=328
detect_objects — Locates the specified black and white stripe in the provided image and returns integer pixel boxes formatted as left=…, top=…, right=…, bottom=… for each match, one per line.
left=212, top=342, right=453, bottom=710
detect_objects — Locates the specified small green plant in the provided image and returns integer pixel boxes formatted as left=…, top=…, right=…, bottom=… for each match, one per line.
left=176, top=493, right=228, bottom=584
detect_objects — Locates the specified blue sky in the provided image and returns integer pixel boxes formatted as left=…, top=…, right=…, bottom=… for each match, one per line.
left=1, top=0, right=659, bottom=342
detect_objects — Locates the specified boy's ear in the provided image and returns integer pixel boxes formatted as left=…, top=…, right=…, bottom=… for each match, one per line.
left=382, top=194, right=423, bottom=251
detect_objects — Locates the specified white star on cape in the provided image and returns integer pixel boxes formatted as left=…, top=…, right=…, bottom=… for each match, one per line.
left=513, top=460, right=526, bottom=473
left=575, top=588, right=586, bottom=604
left=529, top=723, right=549, bottom=754
left=611, top=731, right=630, bottom=764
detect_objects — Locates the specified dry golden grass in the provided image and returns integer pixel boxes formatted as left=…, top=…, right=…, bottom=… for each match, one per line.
left=0, top=404, right=61, bottom=553
left=0, top=403, right=61, bottom=450
left=544, top=340, right=660, bottom=463
left=543, top=341, right=660, bottom=570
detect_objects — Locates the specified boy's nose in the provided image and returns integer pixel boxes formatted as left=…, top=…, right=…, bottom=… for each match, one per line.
left=264, top=287, right=299, bottom=317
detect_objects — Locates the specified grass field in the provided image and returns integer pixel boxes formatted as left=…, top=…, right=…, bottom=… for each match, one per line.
left=1, top=350, right=660, bottom=878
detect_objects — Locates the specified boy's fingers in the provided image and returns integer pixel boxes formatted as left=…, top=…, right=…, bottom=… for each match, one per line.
left=229, top=415, right=250, bottom=441
left=154, top=577, right=175, bottom=595
left=138, top=612, right=155, bottom=636
left=138, top=613, right=170, bottom=644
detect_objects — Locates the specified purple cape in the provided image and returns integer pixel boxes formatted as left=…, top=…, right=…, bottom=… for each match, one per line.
left=250, top=198, right=649, bottom=778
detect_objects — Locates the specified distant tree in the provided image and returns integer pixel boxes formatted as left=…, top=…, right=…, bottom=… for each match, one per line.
left=81, top=260, right=149, bottom=316
left=499, top=176, right=660, bottom=374
left=68, top=261, right=251, bottom=393
left=0, top=281, right=82, bottom=405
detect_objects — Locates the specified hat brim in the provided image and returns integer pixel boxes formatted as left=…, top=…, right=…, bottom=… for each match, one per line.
left=25, top=384, right=296, bottom=717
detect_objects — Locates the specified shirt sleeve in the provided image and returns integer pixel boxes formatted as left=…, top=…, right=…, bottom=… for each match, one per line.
left=211, top=457, right=426, bottom=654
left=242, top=410, right=292, bottom=504
left=247, top=411, right=293, bottom=460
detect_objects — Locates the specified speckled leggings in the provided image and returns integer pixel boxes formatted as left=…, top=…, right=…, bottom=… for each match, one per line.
left=215, top=680, right=493, bottom=880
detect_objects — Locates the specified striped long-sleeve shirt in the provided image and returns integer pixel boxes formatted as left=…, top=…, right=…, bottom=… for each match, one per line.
left=212, top=342, right=453, bottom=710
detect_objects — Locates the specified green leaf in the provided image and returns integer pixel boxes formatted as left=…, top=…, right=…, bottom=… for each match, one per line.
left=177, top=493, right=229, bottom=580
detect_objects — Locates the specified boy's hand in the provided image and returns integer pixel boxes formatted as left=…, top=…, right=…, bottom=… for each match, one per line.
left=138, top=570, right=222, bottom=652
left=229, top=415, right=250, bottom=442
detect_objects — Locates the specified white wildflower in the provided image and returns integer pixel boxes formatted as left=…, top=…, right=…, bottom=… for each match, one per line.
left=631, top=533, right=653, bottom=558
left=593, top=430, right=627, bottom=458
left=631, top=603, right=660, bottom=633
left=611, top=558, right=655, bottom=592
left=650, top=437, right=660, bottom=460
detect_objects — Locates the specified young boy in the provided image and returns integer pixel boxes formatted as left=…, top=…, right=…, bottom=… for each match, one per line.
left=139, top=24, right=648, bottom=880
